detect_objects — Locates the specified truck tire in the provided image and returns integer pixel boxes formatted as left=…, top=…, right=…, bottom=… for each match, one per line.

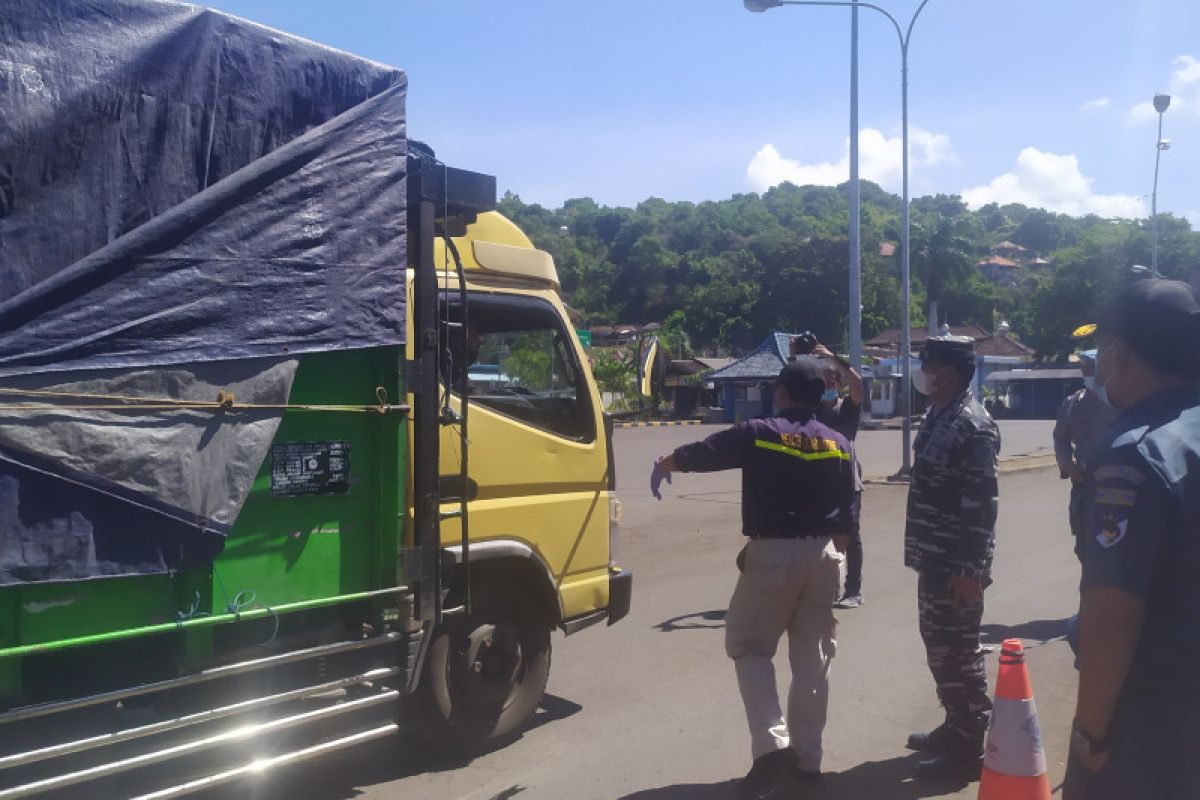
left=422, top=584, right=551, bottom=753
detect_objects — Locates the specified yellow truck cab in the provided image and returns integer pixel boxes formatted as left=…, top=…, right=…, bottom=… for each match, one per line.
left=407, top=211, right=629, bottom=748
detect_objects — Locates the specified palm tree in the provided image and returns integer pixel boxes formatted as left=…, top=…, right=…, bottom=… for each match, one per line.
left=911, top=216, right=976, bottom=333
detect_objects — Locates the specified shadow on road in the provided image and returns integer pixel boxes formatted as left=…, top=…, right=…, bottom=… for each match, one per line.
left=655, top=609, right=726, bottom=632
left=811, top=754, right=973, bottom=799
left=981, top=617, right=1069, bottom=646
left=224, top=693, right=583, bottom=799
left=525, top=692, right=584, bottom=733
left=618, top=779, right=742, bottom=799
left=617, top=754, right=971, bottom=799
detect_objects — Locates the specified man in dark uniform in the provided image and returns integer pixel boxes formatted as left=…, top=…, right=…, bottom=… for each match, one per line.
left=650, top=357, right=855, bottom=795
left=903, top=336, right=1001, bottom=783
left=810, top=342, right=866, bottom=608
left=1064, top=279, right=1200, bottom=799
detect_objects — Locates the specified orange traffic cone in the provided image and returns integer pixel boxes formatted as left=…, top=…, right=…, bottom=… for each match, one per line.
left=978, top=639, right=1051, bottom=800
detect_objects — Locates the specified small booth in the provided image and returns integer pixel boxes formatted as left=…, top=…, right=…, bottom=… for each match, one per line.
left=984, top=368, right=1083, bottom=419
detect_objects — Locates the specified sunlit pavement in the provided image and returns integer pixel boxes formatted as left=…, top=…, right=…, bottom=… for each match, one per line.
left=239, top=421, right=1075, bottom=800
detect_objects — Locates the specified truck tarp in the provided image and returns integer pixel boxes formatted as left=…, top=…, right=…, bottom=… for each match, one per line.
left=0, top=0, right=408, bottom=583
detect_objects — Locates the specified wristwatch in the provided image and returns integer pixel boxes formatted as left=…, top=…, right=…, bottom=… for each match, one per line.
left=1070, top=721, right=1109, bottom=758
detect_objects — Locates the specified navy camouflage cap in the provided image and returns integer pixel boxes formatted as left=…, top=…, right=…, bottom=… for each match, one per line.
left=919, top=335, right=975, bottom=366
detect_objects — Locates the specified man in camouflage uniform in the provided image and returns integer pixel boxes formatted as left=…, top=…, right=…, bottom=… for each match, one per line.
left=903, top=336, right=1001, bottom=783
left=1052, top=348, right=1117, bottom=557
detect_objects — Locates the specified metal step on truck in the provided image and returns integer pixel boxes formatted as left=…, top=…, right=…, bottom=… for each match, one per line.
left=0, top=1, right=630, bottom=796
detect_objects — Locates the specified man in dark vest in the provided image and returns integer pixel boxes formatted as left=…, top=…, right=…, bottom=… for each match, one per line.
left=651, top=357, right=855, bottom=795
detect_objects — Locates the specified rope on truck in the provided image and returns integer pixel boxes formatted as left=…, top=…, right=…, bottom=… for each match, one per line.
left=0, top=386, right=408, bottom=414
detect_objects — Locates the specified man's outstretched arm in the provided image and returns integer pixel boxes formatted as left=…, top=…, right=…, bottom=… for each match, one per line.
left=650, top=425, right=750, bottom=500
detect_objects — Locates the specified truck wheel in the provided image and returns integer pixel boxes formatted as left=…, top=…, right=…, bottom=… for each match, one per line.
left=423, top=586, right=551, bottom=752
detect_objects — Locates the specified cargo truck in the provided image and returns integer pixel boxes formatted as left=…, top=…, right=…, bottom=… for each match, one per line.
left=0, top=2, right=629, bottom=795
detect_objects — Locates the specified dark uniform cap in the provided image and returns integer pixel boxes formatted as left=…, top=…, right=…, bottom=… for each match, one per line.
left=1096, top=278, right=1200, bottom=378
left=777, top=356, right=826, bottom=404
left=920, top=335, right=976, bottom=369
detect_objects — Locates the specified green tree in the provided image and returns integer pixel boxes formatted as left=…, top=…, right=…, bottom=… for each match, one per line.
left=660, top=310, right=691, bottom=359
left=910, top=215, right=977, bottom=331
left=590, top=348, right=634, bottom=411
left=495, top=179, right=1200, bottom=364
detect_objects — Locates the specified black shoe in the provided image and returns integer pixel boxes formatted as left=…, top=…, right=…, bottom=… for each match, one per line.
left=913, top=752, right=983, bottom=783
left=739, top=748, right=794, bottom=795
left=906, top=723, right=954, bottom=753
left=833, top=593, right=863, bottom=609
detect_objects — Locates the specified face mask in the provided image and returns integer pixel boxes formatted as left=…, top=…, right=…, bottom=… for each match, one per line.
left=1093, top=343, right=1118, bottom=410
left=912, top=367, right=933, bottom=396
left=1082, top=375, right=1096, bottom=392
left=822, top=388, right=839, bottom=403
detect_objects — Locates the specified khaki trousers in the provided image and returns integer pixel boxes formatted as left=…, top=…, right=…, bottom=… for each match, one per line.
left=725, top=536, right=842, bottom=771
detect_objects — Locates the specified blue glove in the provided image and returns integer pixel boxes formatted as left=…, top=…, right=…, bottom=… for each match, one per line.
left=650, top=458, right=672, bottom=500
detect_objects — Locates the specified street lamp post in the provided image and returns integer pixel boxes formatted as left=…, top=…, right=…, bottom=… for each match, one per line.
left=744, top=0, right=934, bottom=474
left=848, top=1, right=862, bottom=381
left=1151, top=93, right=1171, bottom=275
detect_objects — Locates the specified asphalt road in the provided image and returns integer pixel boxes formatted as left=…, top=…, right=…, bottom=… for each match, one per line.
left=249, top=420, right=1078, bottom=800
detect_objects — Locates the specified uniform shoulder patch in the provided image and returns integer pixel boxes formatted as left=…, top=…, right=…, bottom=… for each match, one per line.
left=1095, top=511, right=1129, bottom=549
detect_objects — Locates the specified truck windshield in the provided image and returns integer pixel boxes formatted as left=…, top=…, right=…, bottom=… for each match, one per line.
left=445, top=293, right=595, bottom=443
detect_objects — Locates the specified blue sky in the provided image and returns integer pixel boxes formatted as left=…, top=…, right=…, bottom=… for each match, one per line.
left=210, top=1, right=1199, bottom=225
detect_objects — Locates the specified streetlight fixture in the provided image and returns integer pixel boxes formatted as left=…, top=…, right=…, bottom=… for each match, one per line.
left=743, top=0, right=934, bottom=475
left=1151, top=93, right=1170, bottom=275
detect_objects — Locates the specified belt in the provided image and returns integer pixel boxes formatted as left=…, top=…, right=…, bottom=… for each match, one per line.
left=745, top=531, right=831, bottom=540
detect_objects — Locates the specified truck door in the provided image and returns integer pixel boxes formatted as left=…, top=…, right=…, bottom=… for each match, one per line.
left=439, top=290, right=610, bottom=620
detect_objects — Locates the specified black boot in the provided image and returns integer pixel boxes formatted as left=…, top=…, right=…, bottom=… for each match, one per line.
left=906, top=722, right=954, bottom=753
left=739, top=748, right=794, bottom=796
left=912, top=733, right=984, bottom=783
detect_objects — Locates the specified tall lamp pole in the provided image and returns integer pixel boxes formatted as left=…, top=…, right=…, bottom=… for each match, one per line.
left=1151, top=93, right=1171, bottom=275
left=743, top=0, right=934, bottom=474
left=848, top=1, right=862, bottom=378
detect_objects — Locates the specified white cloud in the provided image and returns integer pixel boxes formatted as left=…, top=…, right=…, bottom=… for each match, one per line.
left=962, top=147, right=1147, bottom=219
left=1129, top=100, right=1163, bottom=123
left=746, top=127, right=954, bottom=193
left=1127, top=54, right=1200, bottom=122
left=1081, top=96, right=1111, bottom=111
left=1175, top=54, right=1200, bottom=87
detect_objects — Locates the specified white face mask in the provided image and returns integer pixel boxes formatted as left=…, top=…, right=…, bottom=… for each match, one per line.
left=1093, top=342, right=1119, bottom=409
left=1082, top=375, right=1096, bottom=392
left=912, top=367, right=933, bottom=396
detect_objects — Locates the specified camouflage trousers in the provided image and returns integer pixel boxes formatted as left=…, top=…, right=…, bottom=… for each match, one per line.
left=917, top=572, right=992, bottom=743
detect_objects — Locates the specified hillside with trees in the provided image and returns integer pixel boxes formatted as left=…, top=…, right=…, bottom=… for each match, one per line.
left=497, top=182, right=1200, bottom=362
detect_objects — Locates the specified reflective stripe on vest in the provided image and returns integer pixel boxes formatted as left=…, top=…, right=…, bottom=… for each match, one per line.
left=754, top=439, right=850, bottom=462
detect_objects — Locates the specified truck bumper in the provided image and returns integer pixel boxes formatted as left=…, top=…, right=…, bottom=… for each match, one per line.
left=606, top=566, right=632, bottom=626
left=559, top=567, right=632, bottom=636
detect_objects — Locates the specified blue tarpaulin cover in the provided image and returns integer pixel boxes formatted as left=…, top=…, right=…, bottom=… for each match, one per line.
left=0, top=0, right=408, bottom=583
